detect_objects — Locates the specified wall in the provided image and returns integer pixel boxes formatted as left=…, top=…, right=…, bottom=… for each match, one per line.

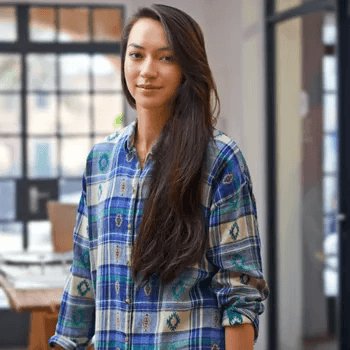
left=276, top=17, right=303, bottom=350
left=203, top=1, right=268, bottom=349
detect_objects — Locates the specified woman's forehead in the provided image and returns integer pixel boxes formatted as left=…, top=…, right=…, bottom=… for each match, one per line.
left=128, top=18, right=170, bottom=48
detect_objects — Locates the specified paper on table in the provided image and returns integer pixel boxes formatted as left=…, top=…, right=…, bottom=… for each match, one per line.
left=0, top=261, right=71, bottom=290
left=0, top=251, right=73, bottom=266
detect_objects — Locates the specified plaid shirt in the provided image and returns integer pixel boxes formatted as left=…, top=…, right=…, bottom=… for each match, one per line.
left=49, top=119, right=268, bottom=350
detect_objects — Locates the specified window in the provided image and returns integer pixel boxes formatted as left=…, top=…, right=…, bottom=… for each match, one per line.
left=0, top=4, right=125, bottom=307
left=0, top=5, right=125, bottom=307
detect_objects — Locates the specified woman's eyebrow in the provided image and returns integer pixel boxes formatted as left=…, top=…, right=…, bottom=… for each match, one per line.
left=128, top=43, right=172, bottom=51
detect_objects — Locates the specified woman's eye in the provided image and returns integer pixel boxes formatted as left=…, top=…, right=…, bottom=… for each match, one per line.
left=129, top=52, right=142, bottom=59
left=161, top=55, right=175, bottom=62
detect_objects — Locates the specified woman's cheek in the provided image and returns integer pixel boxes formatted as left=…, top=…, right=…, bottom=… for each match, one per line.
left=124, top=66, right=136, bottom=97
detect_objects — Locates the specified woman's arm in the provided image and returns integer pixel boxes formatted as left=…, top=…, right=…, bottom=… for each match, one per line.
left=207, top=146, right=269, bottom=342
left=48, top=170, right=96, bottom=349
left=225, top=323, right=254, bottom=350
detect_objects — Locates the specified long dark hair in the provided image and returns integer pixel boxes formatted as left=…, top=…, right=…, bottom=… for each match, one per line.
left=121, top=4, right=220, bottom=286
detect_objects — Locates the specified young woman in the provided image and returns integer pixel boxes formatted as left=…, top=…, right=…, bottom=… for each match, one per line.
left=49, top=4, right=268, bottom=350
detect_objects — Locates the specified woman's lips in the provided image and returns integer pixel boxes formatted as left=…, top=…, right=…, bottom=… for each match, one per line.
left=137, top=85, right=161, bottom=90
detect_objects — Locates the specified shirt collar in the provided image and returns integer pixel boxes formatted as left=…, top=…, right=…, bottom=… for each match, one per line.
left=124, top=118, right=159, bottom=156
left=125, top=119, right=137, bottom=152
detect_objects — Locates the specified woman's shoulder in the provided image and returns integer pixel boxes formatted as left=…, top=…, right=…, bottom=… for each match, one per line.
left=206, top=128, right=252, bottom=206
left=208, top=128, right=245, bottom=166
left=90, top=121, right=135, bottom=152
left=84, top=122, right=135, bottom=176
left=102, top=122, right=134, bottom=145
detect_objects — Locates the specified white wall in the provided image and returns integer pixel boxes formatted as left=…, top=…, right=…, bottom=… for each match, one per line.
left=203, top=1, right=268, bottom=349
left=276, top=17, right=303, bottom=350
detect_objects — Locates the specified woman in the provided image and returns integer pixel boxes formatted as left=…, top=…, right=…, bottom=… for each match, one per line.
left=49, top=4, right=268, bottom=350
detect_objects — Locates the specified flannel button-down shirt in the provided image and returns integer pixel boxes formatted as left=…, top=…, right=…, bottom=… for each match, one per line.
left=49, top=119, right=269, bottom=350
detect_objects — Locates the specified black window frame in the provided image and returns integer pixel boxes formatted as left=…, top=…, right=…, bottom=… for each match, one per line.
left=0, top=3, right=126, bottom=251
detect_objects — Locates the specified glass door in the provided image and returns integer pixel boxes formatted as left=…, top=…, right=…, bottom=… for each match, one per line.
left=274, top=7, right=339, bottom=350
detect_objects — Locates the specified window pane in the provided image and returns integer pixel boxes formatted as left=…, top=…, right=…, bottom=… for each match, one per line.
left=59, top=8, right=89, bottom=42
left=60, top=54, right=90, bottom=91
left=0, top=94, right=21, bottom=133
left=0, top=138, right=21, bottom=177
left=323, top=12, right=337, bottom=45
left=61, top=138, right=90, bottom=177
left=323, top=56, right=337, bottom=92
left=0, top=222, right=23, bottom=252
left=324, top=214, right=337, bottom=238
left=59, top=178, right=81, bottom=203
left=0, top=181, right=15, bottom=220
left=323, top=94, right=337, bottom=132
left=28, top=138, right=58, bottom=178
left=30, top=7, right=56, bottom=42
left=0, top=7, right=17, bottom=42
left=323, top=134, right=338, bottom=173
left=94, top=94, right=123, bottom=133
left=0, top=287, right=10, bottom=308
left=28, top=221, right=53, bottom=252
left=28, top=93, right=57, bottom=135
left=93, top=54, right=121, bottom=91
left=27, top=54, right=56, bottom=91
left=323, top=176, right=338, bottom=214
left=93, top=8, right=122, bottom=42
left=60, top=94, right=90, bottom=134
left=0, top=54, right=21, bottom=91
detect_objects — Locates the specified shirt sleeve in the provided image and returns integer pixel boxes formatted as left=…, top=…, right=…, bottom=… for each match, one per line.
left=206, top=150, right=269, bottom=342
left=48, top=170, right=95, bottom=350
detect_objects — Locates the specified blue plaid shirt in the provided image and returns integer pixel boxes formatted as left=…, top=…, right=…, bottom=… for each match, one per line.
left=49, top=119, right=268, bottom=350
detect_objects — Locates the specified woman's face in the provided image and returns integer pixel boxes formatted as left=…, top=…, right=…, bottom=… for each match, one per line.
left=124, top=18, right=183, bottom=112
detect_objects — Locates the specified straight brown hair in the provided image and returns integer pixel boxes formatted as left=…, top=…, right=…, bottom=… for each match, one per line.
left=121, top=4, right=220, bottom=286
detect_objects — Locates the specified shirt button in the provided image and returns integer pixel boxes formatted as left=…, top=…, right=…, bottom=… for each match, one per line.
left=125, top=336, right=129, bottom=342
left=127, top=260, right=131, bottom=267
left=127, top=224, right=132, bottom=230
left=126, top=298, right=131, bottom=304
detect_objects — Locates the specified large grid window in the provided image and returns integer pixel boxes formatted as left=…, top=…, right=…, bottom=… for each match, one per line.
left=0, top=5, right=125, bottom=258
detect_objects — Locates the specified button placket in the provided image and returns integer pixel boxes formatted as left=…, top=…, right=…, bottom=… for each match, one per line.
left=132, top=184, right=137, bottom=196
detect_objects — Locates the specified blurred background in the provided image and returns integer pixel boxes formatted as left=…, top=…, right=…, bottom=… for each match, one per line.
left=0, top=0, right=347, bottom=349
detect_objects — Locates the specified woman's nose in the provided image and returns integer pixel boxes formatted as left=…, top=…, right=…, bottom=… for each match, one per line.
left=140, top=57, right=157, bottom=79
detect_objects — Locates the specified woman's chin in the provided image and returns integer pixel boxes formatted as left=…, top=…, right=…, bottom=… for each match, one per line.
left=135, top=100, right=168, bottom=111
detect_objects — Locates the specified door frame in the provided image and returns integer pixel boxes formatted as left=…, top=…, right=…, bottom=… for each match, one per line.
left=336, top=1, right=350, bottom=349
left=264, top=1, right=350, bottom=349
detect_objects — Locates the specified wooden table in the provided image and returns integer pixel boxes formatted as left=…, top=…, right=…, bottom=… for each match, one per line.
left=0, top=274, right=93, bottom=350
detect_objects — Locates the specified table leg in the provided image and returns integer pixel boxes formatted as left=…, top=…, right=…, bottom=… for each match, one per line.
left=29, top=310, right=94, bottom=350
left=29, top=310, right=58, bottom=350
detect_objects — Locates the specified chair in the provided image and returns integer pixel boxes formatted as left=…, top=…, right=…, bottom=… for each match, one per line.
left=46, top=200, right=78, bottom=253
left=45, top=200, right=94, bottom=349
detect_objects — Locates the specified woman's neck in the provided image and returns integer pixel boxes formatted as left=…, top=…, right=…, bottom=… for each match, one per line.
left=135, top=106, right=169, bottom=152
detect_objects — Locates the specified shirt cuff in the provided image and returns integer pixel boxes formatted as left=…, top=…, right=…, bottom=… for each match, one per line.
left=222, top=308, right=259, bottom=341
left=49, top=335, right=79, bottom=350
